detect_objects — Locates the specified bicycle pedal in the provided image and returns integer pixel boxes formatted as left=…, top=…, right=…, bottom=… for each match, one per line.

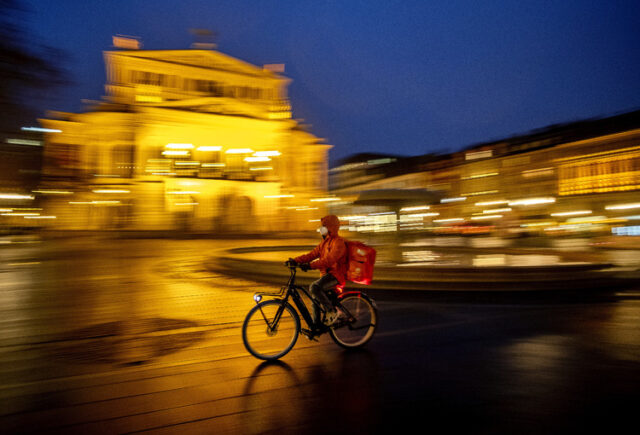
left=301, top=329, right=319, bottom=341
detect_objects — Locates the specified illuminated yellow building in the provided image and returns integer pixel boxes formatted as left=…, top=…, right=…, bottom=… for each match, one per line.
left=330, top=110, right=640, bottom=236
left=37, top=48, right=331, bottom=232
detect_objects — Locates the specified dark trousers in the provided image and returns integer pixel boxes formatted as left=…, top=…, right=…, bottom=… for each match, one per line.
left=310, top=273, right=338, bottom=312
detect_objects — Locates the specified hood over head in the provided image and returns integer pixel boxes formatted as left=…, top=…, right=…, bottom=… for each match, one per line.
left=321, top=214, right=340, bottom=236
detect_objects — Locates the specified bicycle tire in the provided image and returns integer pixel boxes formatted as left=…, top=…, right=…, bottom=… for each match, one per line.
left=329, top=293, right=377, bottom=349
left=242, top=299, right=300, bottom=360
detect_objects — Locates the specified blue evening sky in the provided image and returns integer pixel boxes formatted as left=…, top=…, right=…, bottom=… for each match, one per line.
left=25, top=0, right=640, bottom=164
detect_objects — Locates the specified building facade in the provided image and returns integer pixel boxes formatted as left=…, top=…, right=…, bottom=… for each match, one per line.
left=36, top=48, right=331, bottom=233
left=330, top=110, right=640, bottom=237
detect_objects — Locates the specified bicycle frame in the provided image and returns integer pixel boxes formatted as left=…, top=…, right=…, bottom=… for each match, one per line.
left=255, top=266, right=320, bottom=331
left=244, top=264, right=378, bottom=360
left=254, top=266, right=356, bottom=337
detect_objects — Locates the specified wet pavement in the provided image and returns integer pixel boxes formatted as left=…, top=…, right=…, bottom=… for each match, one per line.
left=0, top=236, right=639, bottom=434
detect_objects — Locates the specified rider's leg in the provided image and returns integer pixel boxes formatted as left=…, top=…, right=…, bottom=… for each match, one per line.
left=310, top=273, right=338, bottom=314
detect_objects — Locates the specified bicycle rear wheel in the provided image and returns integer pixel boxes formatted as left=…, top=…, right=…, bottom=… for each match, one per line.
left=329, top=293, right=377, bottom=348
left=242, top=299, right=300, bottom=360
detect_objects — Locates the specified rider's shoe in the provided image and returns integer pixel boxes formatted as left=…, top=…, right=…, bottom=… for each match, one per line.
left=323, top=309, right=343, bottom=326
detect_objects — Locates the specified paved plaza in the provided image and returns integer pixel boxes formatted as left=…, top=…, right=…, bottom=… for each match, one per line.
left=1, top=236, right=639, bottom=434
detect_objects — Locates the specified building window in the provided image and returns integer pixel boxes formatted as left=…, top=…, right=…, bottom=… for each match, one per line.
left=558, top=152, right=640, bottom=195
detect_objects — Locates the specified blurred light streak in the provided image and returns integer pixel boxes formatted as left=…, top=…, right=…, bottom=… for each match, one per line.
left=225, top=148, right=253, bottom=154
left=550, top=210, right=592, bottom=217
left=254, top=151, right=281, bottom=157
left=69, top=201, right=121, bottom=205
left=509, top=197, right=556, bottom=206
left=404, top=212, right=439, bottom=217
left=32, top=190, right=73, bottom=195
left=440, top=197, right=466, bottom=203
left=522, top=167, right=554, bottom=178
left=339, top=215, right=367, bottom=220
left=461, top=172, right=498, bottom=180
left=433, top=218, right=465, bottom=223
left=249, top=167, right=273, bottom=171
left=162, top=150, right=189, bottom=156
left=566, top=216, right=609, bottom=223
left=21, top=127, right=61, bottom=133
left=400, top=205, right=429, bottom=211
left=483, top=207, right=511, bottom=213
left=92, top=189, right=130, bottom=194
left=310, top=197, right=341, bottom=202
left=166, top=143, right=194, bottom=149
left=520, top=221, right=555, bottom=227
left=605, top=203, right=640, bottom=210
left=461, top=190, right=499, bottom=196
left=244, top=156, right=271, bottom=162
left=6, top=138, right=42, bottom=146
left=197, top=146, right=222, bottom=151
left=0, top=194, right=34, bottom=200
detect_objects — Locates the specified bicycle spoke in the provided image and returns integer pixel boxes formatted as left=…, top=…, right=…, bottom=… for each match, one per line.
left=242, top=300, right=299, bottom=360
left=329, top=294, right=377, bottom=348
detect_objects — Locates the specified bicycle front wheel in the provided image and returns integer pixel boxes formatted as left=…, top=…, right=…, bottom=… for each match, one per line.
left=330, top=293, right=377, bottom=349
left=242, top=299, right=300, bottom=360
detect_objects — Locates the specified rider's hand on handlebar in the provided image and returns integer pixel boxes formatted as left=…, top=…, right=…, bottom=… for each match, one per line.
left=285, top=258, right=298, bottom=267
left=300, top=263, right=311, bottom=272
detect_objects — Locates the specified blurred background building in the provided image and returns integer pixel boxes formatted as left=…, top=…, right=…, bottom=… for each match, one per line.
left=329, top=109, right=640, bottom=239
left=32, top=44, right=331, bottom=234
left=4, top=37, right=639, bottom=240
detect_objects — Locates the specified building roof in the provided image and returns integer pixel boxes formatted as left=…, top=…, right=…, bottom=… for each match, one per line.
left=462, top=108, right=640, bottom=156
left=105, top=49, right=289, bottom=82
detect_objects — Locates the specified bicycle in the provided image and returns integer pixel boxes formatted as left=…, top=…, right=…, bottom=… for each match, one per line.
left=242, top=260, right=378, bottom=360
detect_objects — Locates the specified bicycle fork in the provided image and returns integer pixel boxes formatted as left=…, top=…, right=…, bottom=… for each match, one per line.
left=256, top=299, right=286, bottom=334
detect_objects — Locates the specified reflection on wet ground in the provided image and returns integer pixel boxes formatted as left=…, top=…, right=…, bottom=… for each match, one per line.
left=50, top=318, right=206, bottom=366
left=0, top=237, right=639, bottom=433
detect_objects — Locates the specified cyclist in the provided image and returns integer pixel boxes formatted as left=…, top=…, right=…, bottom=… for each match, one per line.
left=290, top=214, right=348, bottom=326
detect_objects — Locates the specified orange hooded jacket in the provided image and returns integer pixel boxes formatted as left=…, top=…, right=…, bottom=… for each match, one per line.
left=294, top=215, right=348, bottom=286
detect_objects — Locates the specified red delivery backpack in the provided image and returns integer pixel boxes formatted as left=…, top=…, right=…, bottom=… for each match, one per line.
left=345, top=241, right=377, bottom=285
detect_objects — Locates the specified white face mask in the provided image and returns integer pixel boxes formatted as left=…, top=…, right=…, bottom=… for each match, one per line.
left=318, top=226, right=329, bottom=236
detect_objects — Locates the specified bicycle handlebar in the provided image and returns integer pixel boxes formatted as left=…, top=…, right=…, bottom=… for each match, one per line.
left=284, top=259, right=310, bottom=271
left=284, top=259, right=298, bottom=268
